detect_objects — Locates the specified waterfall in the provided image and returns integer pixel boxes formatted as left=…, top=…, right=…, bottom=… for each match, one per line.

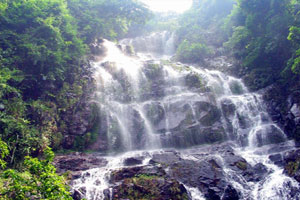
left=71, top=33, right=300, bottom=200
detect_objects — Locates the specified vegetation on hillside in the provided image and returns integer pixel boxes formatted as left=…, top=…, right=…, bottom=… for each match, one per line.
left=0, top=0, right=150, bottom=198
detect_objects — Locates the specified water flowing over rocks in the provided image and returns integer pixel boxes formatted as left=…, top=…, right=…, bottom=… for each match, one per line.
left=67, top=33, right=300, bottom=200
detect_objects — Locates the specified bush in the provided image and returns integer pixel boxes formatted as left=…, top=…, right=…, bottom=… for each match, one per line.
left=176, top=40, right=211, bottom=63
left=1, top=147, right=72, bottom=200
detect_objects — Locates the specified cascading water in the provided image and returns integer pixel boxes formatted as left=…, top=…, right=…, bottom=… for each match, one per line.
left=72, top=32, right=300, bottom=200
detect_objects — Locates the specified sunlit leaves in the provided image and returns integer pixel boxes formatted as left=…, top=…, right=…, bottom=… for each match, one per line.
left=176, top=40, right=211, bottom=63
left=1, top=147, right=72, bottom=200
left=0, top=138, right=9, bottom=169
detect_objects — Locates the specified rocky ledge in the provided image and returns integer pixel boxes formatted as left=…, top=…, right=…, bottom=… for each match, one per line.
left=54, top=152, right=107, bottom=179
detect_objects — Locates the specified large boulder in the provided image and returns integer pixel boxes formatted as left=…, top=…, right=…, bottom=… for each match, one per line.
left=283, top=149, right=300, bottom=182
left=108, top=166, right=189, bottom=200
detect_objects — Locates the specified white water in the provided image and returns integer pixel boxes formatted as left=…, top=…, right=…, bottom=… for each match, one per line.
left=72, top=33, right=300, bottom=200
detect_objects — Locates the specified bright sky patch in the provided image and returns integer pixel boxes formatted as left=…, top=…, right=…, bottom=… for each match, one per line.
left=140, top=0, right=193, bottom=13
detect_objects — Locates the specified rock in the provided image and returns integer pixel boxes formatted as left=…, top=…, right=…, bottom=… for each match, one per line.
left=250, top=163, right=268, bottom=182
left=109, top=166, right=189, bottom=200
left=123, top=45, right=135, bottom=56
left=193, top=101, right=222, bottom=126
left=221, top=98, right=236, bottom=119
left=161, top=124, right=225, bottom=148
left=124, top=157, right=144, bottom=166
left=269, top=154, right=283, bottom=166
left=222, top=185, right=240, bottom=200
left=140, top=63, right=165, bottom=100
left=229, top=80, right=244, bottom=95
left=149, top=151, right=181, bottom=165
left=169, top=159, right=228, bottom=199
left=63, top=135, right=75, bottom=149
left=184, top=72, right=204, bottom=90
left=90, top=39, right=106, bottom=56
left=254, top=124, right=286, bottom=147
left=143, top=101, right=165, bottom=126
left=206, top=143, right=268, bottom=183
left=72, top=189, right=84, bottom=200
left=291, top=104, right=300, bottom=119
left=54, top=153, right=108, bottom=176
left=103, top=189, right=111, bottom=200
left=283, top=149, right=300, bottom=182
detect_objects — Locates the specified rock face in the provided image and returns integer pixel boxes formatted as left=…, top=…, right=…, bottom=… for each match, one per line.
left=265, top=87, right=300, bottom=144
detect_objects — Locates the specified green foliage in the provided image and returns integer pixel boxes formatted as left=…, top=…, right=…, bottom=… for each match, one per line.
left=225, top=26, right=250, bottom=57
left=224, top=0, right=299, bottom=90
left=1, top=147, right=72, bottom=200
left=176, top=40, right=211, bottom=63
left=0, top=138, right=9, bottom=169
left=174, top=0, right=235, bottom=63
left=67, top=0, right=151, bottom=42
left=0, top=67, right=43, bottom=166
left=288, top=26, right=300, bottom=73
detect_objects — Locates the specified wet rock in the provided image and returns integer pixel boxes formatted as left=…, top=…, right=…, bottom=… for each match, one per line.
left=207, top=143, right=268, bottom=183
left=222, top=185, right=240, bottom=200
left=90, top=38, right=105, bottom=55
left=250, top=163, right=268, bottom=181
left=127, top=108, right=147, bottom=149
left=169, top=159, right=228, bottom=200
left=161, top=124, right=225, bottom=148
left=283, top=149, right=300, bottom=182
left=141, top=63, right=165, bottom=100
left=123, top=45, right=135, bottom=56
left=185, top=72, right=204, bottom=90
left=291, top=104, right=300, bottom=119
left=143, top=101, right=165, bottom=126
left=193, top=101, right=222, bottom=126
left=72, top=189, right=84, bottom=200
left=264, top=87, right=300, bottom=141
left=103, top=189, right=111, bottom=200
left=149, top=151, right=181, bottom=165
left=167, top=102, right=195, bottom=130
left=109, top=166, right=189, bottom=200
left=255, top=125, right=286, bottom=147
left=221, top=98, right=236, bottom=119
left=124, top=157, right=144, bottom=166
left=54, top=153, right=108, bottom=176
left=229, top=80, right=244, bottom=95
left=269, top=153, right=283, bottom=166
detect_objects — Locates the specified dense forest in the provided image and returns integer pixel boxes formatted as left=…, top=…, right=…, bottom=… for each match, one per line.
left=1, top=0, right=300, bottom=199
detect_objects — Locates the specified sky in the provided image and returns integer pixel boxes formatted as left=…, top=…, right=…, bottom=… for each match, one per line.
left=140, top=0, right=193, bottom=13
